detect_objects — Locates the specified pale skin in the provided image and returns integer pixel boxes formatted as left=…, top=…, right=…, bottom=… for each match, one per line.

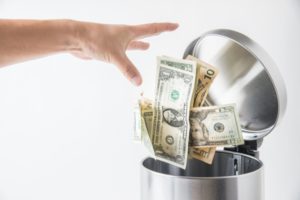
left=0, top=19, right=179, bottom=86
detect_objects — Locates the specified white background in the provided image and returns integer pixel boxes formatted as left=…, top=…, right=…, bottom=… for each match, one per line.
left=0, top=0, right=299, bottom=199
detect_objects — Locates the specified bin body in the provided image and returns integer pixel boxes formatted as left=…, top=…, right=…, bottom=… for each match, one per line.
left=141, top=151, right=263, bottom=200
left=140, top=29, right=287, bottom=200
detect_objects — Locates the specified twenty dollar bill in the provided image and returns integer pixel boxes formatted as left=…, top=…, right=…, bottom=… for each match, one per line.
left=190, top=104, right=244, bottom=147
left=190, top=146, right=216, bottom=165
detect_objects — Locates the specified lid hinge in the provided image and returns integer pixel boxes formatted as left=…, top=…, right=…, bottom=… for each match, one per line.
left=224, top=138, right=263, bottom=159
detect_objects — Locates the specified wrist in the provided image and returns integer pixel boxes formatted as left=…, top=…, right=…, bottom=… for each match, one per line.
left=63, top=19, right=83, bottom=53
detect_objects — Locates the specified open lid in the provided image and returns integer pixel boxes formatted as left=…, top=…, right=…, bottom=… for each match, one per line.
left=184, top=29, right=287, bottom=141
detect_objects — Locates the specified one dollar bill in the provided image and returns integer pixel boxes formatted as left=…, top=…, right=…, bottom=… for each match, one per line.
left=151, top=56, right=196, bottom=169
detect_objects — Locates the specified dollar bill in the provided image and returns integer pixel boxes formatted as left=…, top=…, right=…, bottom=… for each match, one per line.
left=140, top=98, right=153, bottom=134
left=133, top=102, right=142, bottom=142
left=186, top=55, right=219, bottom=164
left=190, top=104, right=244, bottom=147
left=190, top=147, right=216, bottom=164
left=185, top=55, right=218, bottom=107
left=137, top=98, right=217, bottom=164
left=151, top=56, right=196, bottom=169
left=140, top=98, right=155, bottom=157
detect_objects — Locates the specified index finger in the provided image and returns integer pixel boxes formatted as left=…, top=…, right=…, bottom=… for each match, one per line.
left=131, top=23, right=179, bottom=39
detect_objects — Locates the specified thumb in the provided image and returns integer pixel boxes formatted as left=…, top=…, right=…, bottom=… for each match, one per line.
left=112, top=53, right=142, bottom=86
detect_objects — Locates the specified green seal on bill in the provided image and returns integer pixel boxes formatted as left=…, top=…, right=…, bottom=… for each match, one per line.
left=171, top=90, right=180, bottom=101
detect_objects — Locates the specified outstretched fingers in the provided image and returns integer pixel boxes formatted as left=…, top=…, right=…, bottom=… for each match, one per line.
left=110, top=23, right=179, bottom=86
left=127, top=41, right=150, bottom=50
left=131, top=23, right=179, bottom=39
left=112, top=53, right=142, bottom=86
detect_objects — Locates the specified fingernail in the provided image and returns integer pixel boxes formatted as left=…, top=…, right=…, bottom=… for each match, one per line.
left=131, top=76, right=142, bottom=86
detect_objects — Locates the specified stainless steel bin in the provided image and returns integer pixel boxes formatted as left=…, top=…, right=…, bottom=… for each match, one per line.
left=142, top=151, right=263, bottom=200
left=141, top=29, right=287, bottom=200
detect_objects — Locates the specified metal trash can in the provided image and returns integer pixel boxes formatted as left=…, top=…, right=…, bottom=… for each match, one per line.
left=141, top=29, right=287, bottom=200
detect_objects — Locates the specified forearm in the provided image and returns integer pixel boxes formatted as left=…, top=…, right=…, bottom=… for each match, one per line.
left=0, top=19, right=79, bottom=67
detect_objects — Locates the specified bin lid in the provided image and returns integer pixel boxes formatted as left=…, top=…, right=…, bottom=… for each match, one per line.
left=184, top=29, right=287, bottom=141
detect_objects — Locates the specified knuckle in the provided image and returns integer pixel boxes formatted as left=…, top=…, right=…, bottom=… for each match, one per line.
left=131, top=42, right=138, bottom=48
left=123, top=65, right=135, bottom=78
left=151, top=25, right=159, bottom=34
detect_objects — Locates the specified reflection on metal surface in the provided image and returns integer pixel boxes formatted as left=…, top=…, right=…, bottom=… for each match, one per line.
left=141, top=152, right=263, bottom=200
left=184, top=29, right=287, bottom=140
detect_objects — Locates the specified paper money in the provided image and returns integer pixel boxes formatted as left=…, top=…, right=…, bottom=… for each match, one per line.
left=151, top=56, right=196, bottom=169
left=140, top=98, right=155, bottom=156
left=133, top=102, right=142, bottom=142
left=186, top=55, right=219, bottom=164
left=138, top=98, right=216, bottom=164
left=140, top=98, right=153, bottom=134
left=190, top=104, right=244, bottom=147
left=133, top=55, right=243, bottom=167
left=190, top=147, right=216, bottom=164
left=185, top=55, right=218, bottom=107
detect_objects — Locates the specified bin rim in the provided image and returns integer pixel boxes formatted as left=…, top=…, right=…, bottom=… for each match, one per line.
left=141, top=150, right=263, bottom=180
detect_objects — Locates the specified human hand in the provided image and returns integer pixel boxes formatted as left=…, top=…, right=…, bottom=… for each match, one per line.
left=70, top=22, right=179, bottom=86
